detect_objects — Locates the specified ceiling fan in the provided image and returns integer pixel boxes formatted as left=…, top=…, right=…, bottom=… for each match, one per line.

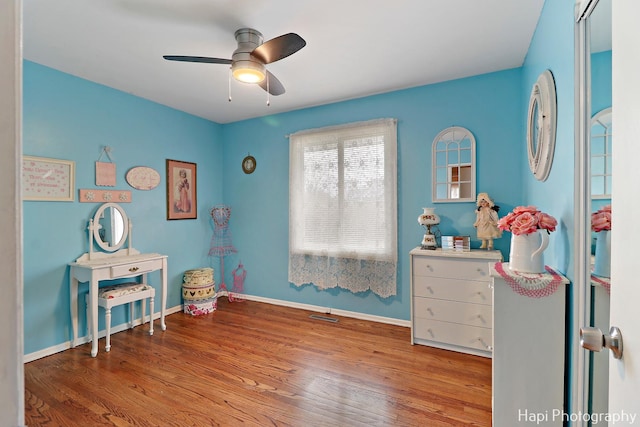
left=163, top=28, right=306, bottom=96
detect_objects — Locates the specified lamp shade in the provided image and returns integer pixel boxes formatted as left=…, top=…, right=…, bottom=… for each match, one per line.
left=418, top=207, right=440, bottom=226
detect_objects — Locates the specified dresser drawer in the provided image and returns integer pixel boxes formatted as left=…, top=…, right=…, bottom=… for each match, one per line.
left=111, top=259, right=159, bottom=278
left=414, top=297, right=492, bottom=328
left=413, top=276, right=491, bottom=305
left=412, top=256, right=492, bottom=281
left=413, top=318, right=492, bottom=353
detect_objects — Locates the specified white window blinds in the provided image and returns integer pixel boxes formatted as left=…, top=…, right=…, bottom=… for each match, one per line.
left=288, top=118, right=397, bottom=297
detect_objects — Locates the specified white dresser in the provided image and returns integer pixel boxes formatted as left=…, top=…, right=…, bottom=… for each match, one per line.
left=410, top=247, right=502, bottom=357
left=490, top=263, right=569, bottom=427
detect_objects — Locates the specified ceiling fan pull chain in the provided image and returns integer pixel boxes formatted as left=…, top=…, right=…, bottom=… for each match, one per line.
left=228, top=67, right=232, bottom=102
left=266, top=74, right=270, bottom=106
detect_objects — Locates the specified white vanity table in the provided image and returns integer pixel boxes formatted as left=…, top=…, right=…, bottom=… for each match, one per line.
left=69, top=203, right=168, bottom=357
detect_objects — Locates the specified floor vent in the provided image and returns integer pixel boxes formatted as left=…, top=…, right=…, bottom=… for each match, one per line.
left=309, top=314, right=339, bottom=323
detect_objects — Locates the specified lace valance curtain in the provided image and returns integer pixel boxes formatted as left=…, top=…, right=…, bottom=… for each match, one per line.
left=288, top=118, right=397, bottom=298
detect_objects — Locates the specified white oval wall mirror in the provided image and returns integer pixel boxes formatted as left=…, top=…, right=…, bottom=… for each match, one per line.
left=93, top=202, right=128, bottom=252
left=527, top=69, right=557, bottom=181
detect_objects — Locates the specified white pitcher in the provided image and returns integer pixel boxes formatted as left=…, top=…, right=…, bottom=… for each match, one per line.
left=593, top=230, right=611, bottom=278
left=508, top=229, right=549, bottom=273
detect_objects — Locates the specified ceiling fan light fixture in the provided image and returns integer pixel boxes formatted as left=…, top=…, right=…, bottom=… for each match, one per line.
left=232, top=60, right=265, bottom=84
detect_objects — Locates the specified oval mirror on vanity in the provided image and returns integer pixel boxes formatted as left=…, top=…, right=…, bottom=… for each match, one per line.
left=93, top=202, right=129, bottom=252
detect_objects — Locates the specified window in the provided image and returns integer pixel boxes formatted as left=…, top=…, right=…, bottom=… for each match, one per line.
left=432, top=126, right=476, bottom=203
left=288, top=118, right=397, bottom=298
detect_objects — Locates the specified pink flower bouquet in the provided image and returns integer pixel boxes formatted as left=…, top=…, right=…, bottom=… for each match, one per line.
left=591, top=205, right=611, bottom=232
left=497, top=206, right=558, bottom=236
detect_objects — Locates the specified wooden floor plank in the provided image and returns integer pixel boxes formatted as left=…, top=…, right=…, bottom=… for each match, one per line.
left=25, top=299, right=492, bottom=426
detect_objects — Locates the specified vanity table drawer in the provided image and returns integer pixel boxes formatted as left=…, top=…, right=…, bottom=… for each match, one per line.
left=111, top=259, right=159, bottom=278
left=413, top=318, right=492, bottom=353
left=414, top=297, right=492, bottom=328
left=412, top=256, right=492, bottom=281
left=413, top=277, right=492, bottom=305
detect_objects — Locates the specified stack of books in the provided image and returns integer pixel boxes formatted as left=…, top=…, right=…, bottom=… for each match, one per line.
left=441, top=235, right=471, bottom=251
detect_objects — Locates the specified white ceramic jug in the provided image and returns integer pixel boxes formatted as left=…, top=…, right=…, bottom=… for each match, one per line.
left=508, top=229, right=549, bottom=273
left=593, top=230, right=611, bottom=278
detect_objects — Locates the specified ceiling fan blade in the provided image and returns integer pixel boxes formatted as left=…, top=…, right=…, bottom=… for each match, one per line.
left=163, top=55, right=232, bottom=65
left=258, top=70, right=285, bottom=96
left=251, top=33, right=306, bottom=64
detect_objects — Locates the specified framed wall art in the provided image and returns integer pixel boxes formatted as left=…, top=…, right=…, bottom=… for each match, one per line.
left=22, top=156, right=75, bottom=201
left=166, top=159, right=197, bottom=220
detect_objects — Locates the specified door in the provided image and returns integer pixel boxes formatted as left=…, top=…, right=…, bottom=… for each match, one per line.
left=608, top=0, right=640, bottom=415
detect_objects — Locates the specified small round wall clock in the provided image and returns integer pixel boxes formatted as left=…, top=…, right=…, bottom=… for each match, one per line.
left=242, top=154, right=256, bottom=174
left=126, top=166, right=161, bottom=190
left=527, top=69, right=557, bottom=182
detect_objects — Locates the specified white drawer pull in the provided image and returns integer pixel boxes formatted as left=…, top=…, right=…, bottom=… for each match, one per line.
left=427, top=328, right=435, bottom=338
left=426, top=286, right=434, bottom=294
left=478, top=337, right=492, bottom=350
left=427, top=308, right=434, bottom=316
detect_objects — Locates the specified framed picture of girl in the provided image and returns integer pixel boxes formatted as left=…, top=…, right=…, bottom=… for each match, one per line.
left=166, top=159, right=197, bottom=220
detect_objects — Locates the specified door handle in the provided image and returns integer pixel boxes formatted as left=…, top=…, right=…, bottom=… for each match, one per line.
left=580, top=326, right=623, bottom=359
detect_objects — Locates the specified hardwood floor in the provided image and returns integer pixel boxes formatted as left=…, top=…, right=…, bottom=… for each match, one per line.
left=25, top=298, right=492, bottom=426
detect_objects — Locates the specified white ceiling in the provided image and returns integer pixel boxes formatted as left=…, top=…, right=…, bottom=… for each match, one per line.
left=23, top=0, right=544, bottom=124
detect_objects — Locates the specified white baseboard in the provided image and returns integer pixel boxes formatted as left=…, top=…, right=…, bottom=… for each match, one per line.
left=24, top=297, right=409, bottom=363
left=226, top=292, right=411, bottom=328
left=23, top=305, right=183, bottom=363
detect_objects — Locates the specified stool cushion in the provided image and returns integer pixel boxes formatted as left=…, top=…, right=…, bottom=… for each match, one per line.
left=98, top=283, right=153, bottom=299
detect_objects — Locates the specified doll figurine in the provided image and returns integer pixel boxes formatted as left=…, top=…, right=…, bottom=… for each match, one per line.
left=474, top=192, right=502, bottom=250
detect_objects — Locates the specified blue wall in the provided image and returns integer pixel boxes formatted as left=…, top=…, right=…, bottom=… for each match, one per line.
left=592, top=50, right=612, bottom=115
left=23, top=61, right=224, bottom=354
left=23, top=63, right=525, bottom=355
left=23, top=1, right=581, bottom=358
left=222, top=69, right=524, bottom=320
left=520, top=0, right=590, bottom=416
left=520, top=0, right=576, bottom=277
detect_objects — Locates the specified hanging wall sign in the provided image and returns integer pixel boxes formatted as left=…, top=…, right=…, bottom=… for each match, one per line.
left=96, top=146, right=116, bottom=186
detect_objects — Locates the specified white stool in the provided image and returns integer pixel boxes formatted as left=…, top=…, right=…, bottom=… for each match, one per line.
left=86, top=282, right=155, bottom=352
